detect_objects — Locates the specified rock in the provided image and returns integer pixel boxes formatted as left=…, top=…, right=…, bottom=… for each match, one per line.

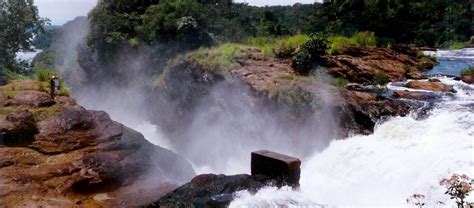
left=0, top=110, right=38, bottom=147
left=0, top=80, right=196, bottom=207
left=251, top=150, right=301, bottom=187
left=339, top=90, right=415, bottom=134
left=406, top=80, right=455, bottom=92
left=393, top=90, right=438, bottom=101
left=326, top=46, right=436, bottom=84
left=5, top=91, right=55, bottom=107
left=144, top=174, right=276, bottom=208
left=461, top=74, right=474, bottom=84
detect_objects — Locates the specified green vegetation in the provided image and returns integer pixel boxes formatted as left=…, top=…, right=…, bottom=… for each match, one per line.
left=373, top=72, right=390, bottom=86
left=34, top=65, right=54, bottom=82
left=247, top=35, right=310, bottom=57
left=331, top=77, right=349, bottom=88
left=188, top=43, right=249, bottom=73
left=58, top=78, right=71, bottom=97
left=461, top=67, right=474, bottom=77
left=292, top=34, right=329, bottom=74
left=0, top=0, right=47, bottom=75
left=449, top=41, right=470, bottom=49
left=314, top=0, right=471, bottom=47
left=4, top=86, right=16, bottom=99
left=328, top=32, right=377, bottom=55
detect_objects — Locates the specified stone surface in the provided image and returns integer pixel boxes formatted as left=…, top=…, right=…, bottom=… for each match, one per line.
left=5, top=90, right=56, bottom=107
left=251, top=150, right=301, bottom=187
left=406, top=80, right=454, bottom=92
left=461, top=74, right=474, bottom=84
left=326, top=46, right=436, bottom=84
left=143, top=174, right=276, bottom=208
left=0, top=80, right=195, bottom=207
left=393, top=90, right=438, bottom=101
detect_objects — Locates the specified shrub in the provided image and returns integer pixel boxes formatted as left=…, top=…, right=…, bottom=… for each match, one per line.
left=34, top=65, right=53, bottom=82
left=4, top=87, right=16, bottom=99
left=440, top=174, right=473, bottom=207
left=461, top=67, right=474, bottom=76
left=373, top=71, right=390, bottom=86
left=331, top=77, right=348, bottom=88
left=292, top=33, right=329, bottom=74
left=58, top=78, right=71, bottom=97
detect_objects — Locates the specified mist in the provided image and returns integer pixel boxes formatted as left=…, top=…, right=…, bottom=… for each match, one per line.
left=54, top=15, right=340, bottom=176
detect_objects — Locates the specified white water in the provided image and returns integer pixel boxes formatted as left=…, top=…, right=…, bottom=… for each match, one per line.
left=230, top=78, right=474, bottom=206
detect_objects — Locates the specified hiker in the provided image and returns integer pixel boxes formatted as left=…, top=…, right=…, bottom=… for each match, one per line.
left=50, top=74, right=60, bottom=99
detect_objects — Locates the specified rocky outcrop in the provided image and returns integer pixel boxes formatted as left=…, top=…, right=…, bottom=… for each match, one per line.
left=405, top=80, right=455, bottom=92
left=326, top=46, right=436, bottom=84
left=393, top=90, right=439, bottom=101
left=144, top=174, right=277, bottom=208
left=462, top=74, right=474, bottom=84
left=0, top=80, right=195, bottom=207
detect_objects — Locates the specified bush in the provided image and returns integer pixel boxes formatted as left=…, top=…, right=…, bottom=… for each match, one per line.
left=373, top=71, right=390, bottom=86
left=58, top=78, right=71, bottom=97
left=461, top=67, right=474, bottom=76
left=440, top=174, right=473, bottom=208
left=291, top=33, right=328, bottom=74
left=34, top=65, right=54, bottom=82
left=331, top=77, right=348, bottom=88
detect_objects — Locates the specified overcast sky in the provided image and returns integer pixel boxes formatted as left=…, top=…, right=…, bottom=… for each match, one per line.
left=35, top=0, right=318, bottom=25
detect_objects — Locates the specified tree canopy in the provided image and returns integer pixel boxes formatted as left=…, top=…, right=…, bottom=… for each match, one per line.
left=0, top=0, right=47, bottom=73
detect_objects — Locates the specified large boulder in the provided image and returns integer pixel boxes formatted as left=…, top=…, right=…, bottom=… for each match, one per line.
left=144, top=174, right=277, bottom=208
left=0, top=80, right=195, bottom=207
left=405, top=80, right=455, bottom=92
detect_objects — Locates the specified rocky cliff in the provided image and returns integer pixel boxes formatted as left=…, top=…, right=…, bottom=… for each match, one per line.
left=0, top=80, right=195, bottom=207
left=151, top=46, right=437, bottom=137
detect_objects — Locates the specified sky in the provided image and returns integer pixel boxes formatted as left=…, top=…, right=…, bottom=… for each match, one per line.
left=35, top=0, right=318, bottom=25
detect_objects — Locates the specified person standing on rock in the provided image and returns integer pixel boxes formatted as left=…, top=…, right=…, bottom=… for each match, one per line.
left=50, top=74, right=60, bottom=99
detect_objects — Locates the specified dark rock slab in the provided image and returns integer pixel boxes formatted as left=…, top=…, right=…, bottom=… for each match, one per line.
left=251, top=150, right=301, bottom=187
left=144, top=174, right=276, bottom=208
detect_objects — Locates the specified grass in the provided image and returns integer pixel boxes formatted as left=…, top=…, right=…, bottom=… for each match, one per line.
left=4, top=86, right=16, bottom=99
left=246, top=35, right=310, bottom=57
left=58, top=78, right=71, bottom=97
left=461, top=67, right=474, bottom=76
left=328, top=31, right=377, bottom=55
left=34, top=65, right=54, bottom=82
left=449, top=41, right=470, bottom=49
left=330, top=77, right=348, bottom=88
left=188, top=43, right=250, bottom=74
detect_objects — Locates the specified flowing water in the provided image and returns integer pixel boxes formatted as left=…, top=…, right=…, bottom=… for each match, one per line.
left=230, top=49, right=474, bottom=207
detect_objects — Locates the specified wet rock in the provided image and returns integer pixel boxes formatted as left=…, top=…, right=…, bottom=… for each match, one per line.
left=406, top=80, right=455, bottom=92
left=5, top=91, right=55, bottom=107
left=393, top=90, right=438, bottom=101
left=251, top=150, right=301, bottom=187
left=144, top=174, right=276, bottom=208
left=461, top=74, right=474, bottom=84
left=0, top=80, right=195, bottom=207
left=339, top=90, right=414, bottom=134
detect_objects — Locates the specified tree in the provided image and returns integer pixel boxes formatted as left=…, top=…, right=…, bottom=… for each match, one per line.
left=0, top=0, right=47, bottom=73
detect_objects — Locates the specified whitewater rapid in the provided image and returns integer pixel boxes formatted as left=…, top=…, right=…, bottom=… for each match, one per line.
left=230, top=50, right=474, bottom=207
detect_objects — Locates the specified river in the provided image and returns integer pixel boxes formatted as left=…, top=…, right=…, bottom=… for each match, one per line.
left=229, top=49, right=474, bottom=207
